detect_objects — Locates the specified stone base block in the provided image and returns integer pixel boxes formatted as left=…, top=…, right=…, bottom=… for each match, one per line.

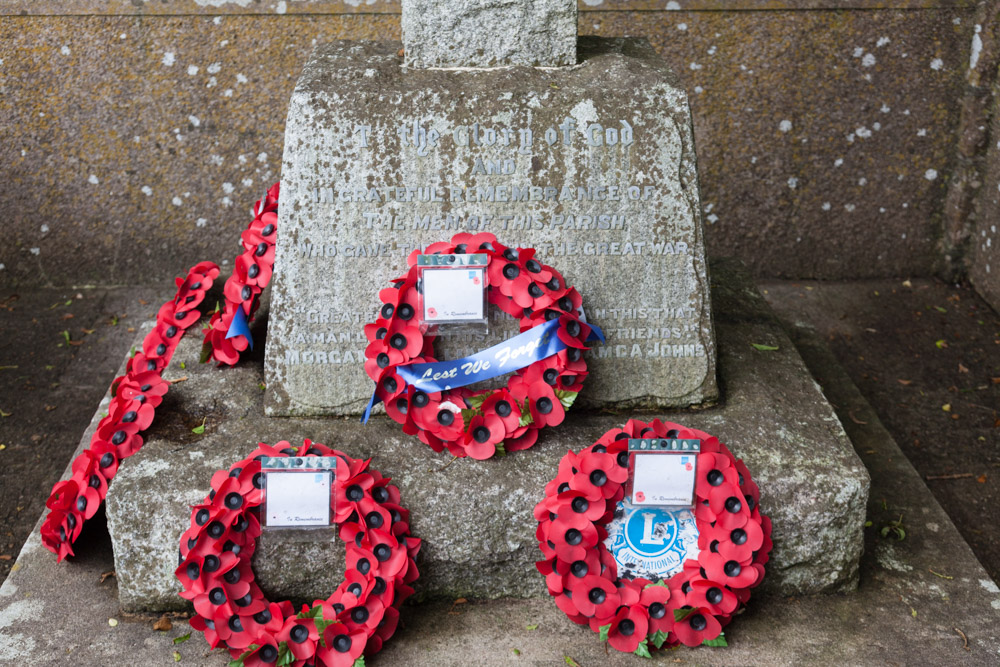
left=105, top=260, right=869, bottom=612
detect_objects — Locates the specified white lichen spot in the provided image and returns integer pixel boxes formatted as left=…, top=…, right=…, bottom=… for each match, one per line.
left=238, top=154, right=248, bottom=164
left=953, top=17, right=961, bottom=25
left=207, top=62, right=222, bottom=74
left=787, top=177, right=798, bottom=189
left=210, top=154, right=224, bottom=166
left=188, top=115, right=201, bottom=127
left=223, top=89, right=234, bottom=97
left=0, top=264, right=5, bottom=271
left=834, top=158, right=844, bottom=167
left=750, top=156, right=757, bottom=164
left=981, top=579, right=1000, bottom=594
left=822, top=202, right=831, bottom=211
left=275, top=0, right=288, bottom=13
left=880, top=104, right=891, bottom=113
left=213, top=16, right=222, bottom=25
left=694, top=86, right=704, bottom=94
left=930, top=58, right=944, bottom=71
left=852, top=47, right=864, bottom=58
left=222, top=196, right=233, bottom=207
left=704, top=203, right=714, bottom=213
left=196, top=218, right=207, bottom=228
left=666, top=1, right=681, bottom=9
left=40, top=224, right=49, bottom=234
left=88, top=174, right=99, bottom=185
left=707, top=46, right=717, bottom=56
left=60, top=46, right=70, bottom=56
left=844, top=203, right=856, bottom=212
left=187, top=65, right=199, bottom=76
left=141, top=185, right=153, bottom=196
left=706, top=214, right=718, bottom=224
left=120, top=33, right=127, bottom=40
left=172, top=196, right=183, bottom=206
left=917, top=128, right=927, bottom=137
left=206, top=76, right=217, bottom=88
left=222, top=182, right=235, bottom=194
left=925, top=169, right=938, bottom=181
left=876, top=542, right=913, bottom=572
left=162, top=52, right=175, bottom=67
left=236, top=73, right=248, bottom=84
left=364, top=68, right=377, bottom=78
left=779, top=119, right=792, bottom=133
left=677, top=23, right=687, bottom=31
left=29, top=247, right=40, bottom=256
left=220, top=40, right=229, bottom=47
left=876, top=36, right=890, bottom=48
left=257, top=152, right=268, bottom=163
left=862, top=53, right=876, bottom=68
left=970, top=25, right=983, bottom=71
left=241, top=178, right=254, bottom=188
left=689, top=62, right=703, bottom=71
left=858, top=177, right=867, bottom=186
left=855, top=127, right=872, bottom=138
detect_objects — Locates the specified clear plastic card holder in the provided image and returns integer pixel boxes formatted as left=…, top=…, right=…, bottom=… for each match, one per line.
left=417, top=253, right=489, bottom=337
left=625, top=438, right=701, bottom=508
left=260, top=456, right=337, bottom=531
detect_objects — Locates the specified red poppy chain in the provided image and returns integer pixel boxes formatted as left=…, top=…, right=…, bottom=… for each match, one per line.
left=176, top=440, right=420, bottom=666
left=534, top=419, right=772, bottom=654
left=364, top=232, right=594, bottom=459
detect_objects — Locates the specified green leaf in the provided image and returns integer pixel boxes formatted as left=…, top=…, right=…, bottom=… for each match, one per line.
left=518, top=399, right=534, bottom=428
left=673, top=607, right=696, bottom=622
left=276, top=643, right=295, bottom=666
left=751, top=343, right=779, bottom=352
left=61, top=330, right=71, bottom=343
left=460, top=408, right=480, bottom=427
left=465, top=393, right=488, bottom=410
left=702, top=632, right=728, bottom=648
left=353, top=657, right=366, bottom=667
left=179, top=361, right=186, bottom=370
left=315, top=617, right=336, bottom=638
left=934, top=306, right=947, bottom=313
left=597, top=623, right=612, bottom=642
left=228, top=644, right=259, bottom=667
left=297, top=604, right=324, bottom=619
left=650, top=630, right=670, bottom=649
left=494, top=441, right=506, bottom=457
left=553, top=389, right=578, bottom=411
left=634, top=639, right=652, bottom=659
left=644, top=579, right=668, bottom=589
left=192, top=417, right=206, bottom=435
left=200, top=342, right=214, bottom=364
left=173, top=651, right=181, bottom=662
left=173, top=632, right=191, bottom=645
left=525, top=624, right=538, bottom=631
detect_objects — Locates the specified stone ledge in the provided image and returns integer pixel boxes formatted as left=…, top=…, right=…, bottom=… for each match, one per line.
left=105, top=259, right=868, bottom=612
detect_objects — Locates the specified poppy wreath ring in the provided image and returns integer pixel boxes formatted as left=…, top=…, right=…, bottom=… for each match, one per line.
left=534, top=420, right=772, bottom=654
left=176, top=439, right=421, bottom=667
left=364, top=232, right=595, bottom=460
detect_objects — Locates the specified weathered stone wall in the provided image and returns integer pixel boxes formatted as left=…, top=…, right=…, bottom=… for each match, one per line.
left=0, top=1, right=978, bottom=286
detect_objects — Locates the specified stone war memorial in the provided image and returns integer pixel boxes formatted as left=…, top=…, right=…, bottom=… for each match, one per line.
left=7, top=0, right=1000, bottom=665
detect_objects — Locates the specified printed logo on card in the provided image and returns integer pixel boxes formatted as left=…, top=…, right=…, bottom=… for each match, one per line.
left=604, top=501, right=699, bottom=581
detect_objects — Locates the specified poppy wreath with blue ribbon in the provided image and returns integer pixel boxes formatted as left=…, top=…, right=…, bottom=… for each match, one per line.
left=534, top=419, right=772, bottom=655
left=176, top=440, right=420, bottom=667
left=363, top=232, right=599, bottom=460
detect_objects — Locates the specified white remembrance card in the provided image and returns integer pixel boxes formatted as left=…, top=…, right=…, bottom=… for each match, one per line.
left=631, top=453, right=696, bottom=507
left=265, top=471, right=331, bottom=527
left=422, top=267, right=485, bottom=322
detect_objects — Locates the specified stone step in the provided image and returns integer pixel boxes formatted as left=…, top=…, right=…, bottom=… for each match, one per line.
left=1, top=284, right=997, bottom=664
left=104, top=260, right=867, bottom=612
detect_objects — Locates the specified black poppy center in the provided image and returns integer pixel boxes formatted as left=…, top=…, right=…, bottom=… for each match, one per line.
left=333, top=634, right=352, bottom=653
left=382, top=377, right=397, bottom=393
left=228, top=616, right=243, bottom=633
left=224, top=567, right=241, bottom=584
left=558, top=482, right=570, bottom=494
left=495, top=400, right=512, bottom=417
left=357, top=558, right=371, bottom=575
left=649, top=602, right=666, bottom=619
left=398, top=304, right=414, bottom=320
left=473, top=426, right=491, bottom=443
left=380, top=303, right=395, bottom=319
left=707, top=469, right=724, bottom=486
left=542, top=369, right=558, bottom=385
left=225, top=492, right=243, bottom=510
left=241, top=286, right=252, bottom=301
left=209, top=587, right=226, bottom=605
left=706, top=587, right=724, bottom=605
left=724, top=560, right=742, bottom=577
left=207, top=521, right=225, bottom=539
left=186, top=562, right=200, bottom=580
left=565, top=528, right=583, bottom=545
left=589, top=470, right=607, bottom=486
left=528, top=283, right=544, bottom=298
left=437, top=409, right=454, bottom=426
left=203, top=554, right=220, bottom=573
left=366, top=512, right=384, bottom=528
left=619, top=619, right=635, bottom=636
left=588, top=588, right=606, bottom=604
left=374, top=544, right=392, bottom=561
left=413, top=391, right=429, bottom=408
left=565, top=321, right=581, bottom=338
left=503, top=263, right=520, bottom=279
left=376, top=353, right=390, bottom=369
left=725, top=497, right=742, bottom=513
left=536, top=397, right=553, bottom=414
left=570, top=560, right=588, bottom=577
left=390, top=333, right=407, bottom=350
left=351, top=607, right=369, bottom=624
left=262, top=223, right=275, bottom=236
left=290, top=624, right=309, bottom=643
left=254, top=609, right=271, bottom=624
left=195, top=509, right=210, bottom=526
left=571, top=497, right=589, bottom=514
left=248, top=264, right=260, bottom=279
left=731, top=528, right=748, bottom=545
left=111, top=430, right=127, bottom=445
left=258, top=644, right=278, bottom=663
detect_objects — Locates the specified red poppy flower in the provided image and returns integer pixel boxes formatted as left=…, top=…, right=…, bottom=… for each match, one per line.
left=527, top=382, right=564, bottom=428
left=240, top=635, right=283, bottom=667
left=548, top=511, right=598, bottom=563
left=367, top=529, right=407, bottom=578
left=695, top=452, right=739, bottom=501
left=688, top=580, right=738, bottom=615
left=464, top=414, right=504, bottom=460
left=566, top=574, right=619, bottom=618
left=707, top=481, right=750, bottom=531
left=606, top=605, right=649, bottom=653
left=478, top=390, right=521, bottom=434
left=638, top=583, right=676, bottom=636
left=341, top=595, right=386, bottom=635
left=189, top=614, right=222, bottom=649
left=698, top=544, right=757, bottom=589
left=505, top=428, right=538, bottom=452
left=316, top=623, right=367, bottom=667
left=276, top=616, right=320, bottom=661
left=672, top=607, right=722, bottom=647
left=115, top=370, right=169, bottom=407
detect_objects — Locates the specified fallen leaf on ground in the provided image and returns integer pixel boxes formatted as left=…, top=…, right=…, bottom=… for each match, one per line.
left=897, top=379, right=912, bottom=386
left=61, top=313, right=74, bottom=320
left=153, top=615, right=172, bottom=632
left=0, top=555, right=12, bottom=561
left=751, top=343, right=780, bottom=351
left=100, top=570, right=116, bottom=583
left=108, top=618, right=118, bottom=627
left=958, top=363, right=969, bottom=373
left=942, top=404, right=951, bottom=412
left=0, top=445, right=6, bottom=452
left=977, top=474, right=987, bottom=484
left=935, top=339, right=948, bottom=349
left=172, top=651, right=181, bottom=662
left=0, top=409, right=10, bottom=417
left=564, top=658, right=582, bottom=667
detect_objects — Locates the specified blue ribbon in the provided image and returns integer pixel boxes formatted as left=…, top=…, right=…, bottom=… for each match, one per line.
left=362, top=319, right=604, bottom=423
left=226, top=307, right=254, bottom=350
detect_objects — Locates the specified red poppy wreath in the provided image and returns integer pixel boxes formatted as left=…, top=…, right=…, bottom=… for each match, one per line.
left=363, top=232, right=600, bottom=460
left=176, top=439, right=420, bottom=667
left=534, top=419, right=772, bottom=655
